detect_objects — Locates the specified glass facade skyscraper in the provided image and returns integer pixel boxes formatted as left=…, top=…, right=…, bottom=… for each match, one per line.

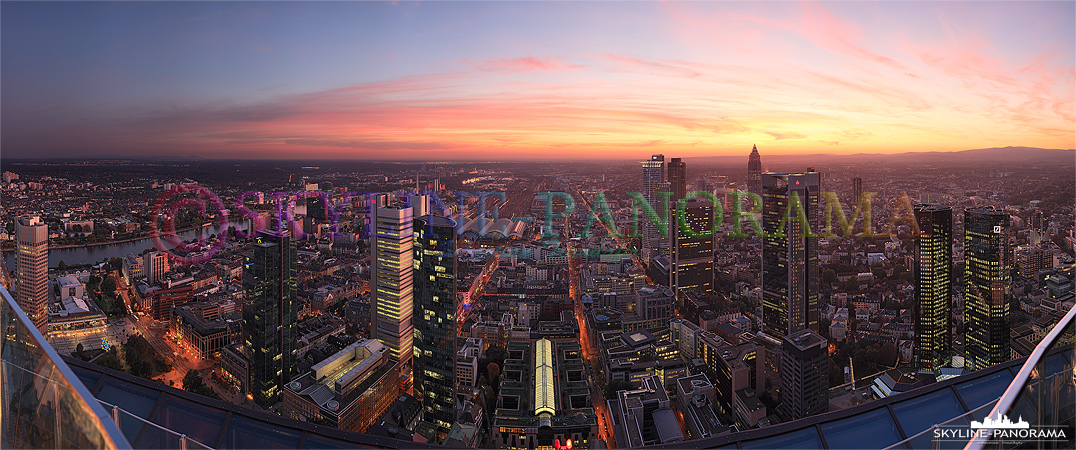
left=242, top=230, right=298, bottom=409
left=641, top=154, right=668, bottom=260
left=672, top=200, right=715, bottom=294
left=913, top=204, right=953, bottom=371
left=762, top=171, right=821, bottom=338
left=371, top=204, right=415, bottom=370
left=964, top=206, right=1011, bottom=372
left=412, top=215, right=457, bottom=439
left=15, top=216, right=49, bottom=334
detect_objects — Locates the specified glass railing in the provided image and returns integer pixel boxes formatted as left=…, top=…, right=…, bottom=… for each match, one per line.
left=965, top=305, right=1076, bottom=450
left=97, top=399, right=214, bottom=450
left=1, top=285, right=132, bottom=449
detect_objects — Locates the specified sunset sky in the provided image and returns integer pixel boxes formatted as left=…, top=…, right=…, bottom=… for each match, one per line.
left=2, top=1, right=1073, bottom=160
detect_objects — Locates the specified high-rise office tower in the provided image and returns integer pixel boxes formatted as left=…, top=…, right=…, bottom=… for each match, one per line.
left=143, top=251, right=169, bottom=285
left=412, top=214, right=458, bottom=438
left=852, top=177, right=863, bottom=202
left=668, top=157, right=687, bottom=203
left=667, top=158, right=714, bottom=294
left=964, top=207, right=1011, bottom=372
left=15, top=216, right=49, bottom=334
left=673, top=200, right=715, bottom=294
left=747, top=145, right=762, bottom=196
left=370, top=203, right=415, bottom=370
left=761, top=171, right=821, bottom=338
left=242, top=230, right=298, bottom=409
left=913, top=205, right=952, bottom=371
left=641, top=155, right=668, bottom=260
left=777, top=329, right=828, bottom=421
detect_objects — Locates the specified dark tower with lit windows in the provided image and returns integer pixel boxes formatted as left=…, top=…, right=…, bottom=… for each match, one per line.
left=913, top=204, right=952, bottom=371
left=242, top=230, right=298, bottom=409
left=761, top=171, right=820, bottom=339
left=964, top=206, right=1011, bottom=372
left=413, top=214, right=458, bottom=440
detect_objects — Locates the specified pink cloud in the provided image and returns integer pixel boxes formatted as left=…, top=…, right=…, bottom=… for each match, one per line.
left=473, top=56, right=583, bottom=73
left=799, top=2, right=905, bottom=69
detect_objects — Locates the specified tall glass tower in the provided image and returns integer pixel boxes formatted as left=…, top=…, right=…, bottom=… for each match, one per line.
left=641, top=154, right=668, bottom=260
left=371, top=204, right=415, bottom=370
left=913, top=204, right=952, bottom=371
left=15, top=216, right=49, bottom=334
left=964, top=206, right=1011, bottom=372
left=673, top=200, right=715, bottom=294
left=412, top=214, right=458, bottom=439
left=242, top=230, right=298, bottom=409
left=761, top=171, right=821, bottom=338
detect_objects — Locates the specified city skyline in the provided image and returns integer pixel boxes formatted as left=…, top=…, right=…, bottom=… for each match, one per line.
left=2, top=1, right=1073, bottom=160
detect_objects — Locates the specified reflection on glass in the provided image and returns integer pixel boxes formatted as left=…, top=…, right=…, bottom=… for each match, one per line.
left=991, top=319, right=1075, bottom=449
left=1, top=287, right=129, bottom=449
left=820, top=407, right=903, bottom=449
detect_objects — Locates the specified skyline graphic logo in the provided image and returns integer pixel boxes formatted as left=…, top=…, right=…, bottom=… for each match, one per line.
left=971, top=413, right=1030, bottom=429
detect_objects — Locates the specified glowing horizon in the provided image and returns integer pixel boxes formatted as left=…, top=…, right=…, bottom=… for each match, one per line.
left=2, top=1, right=1073, bottom=160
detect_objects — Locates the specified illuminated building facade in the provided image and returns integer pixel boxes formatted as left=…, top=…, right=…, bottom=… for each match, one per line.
left=672, top=200, right=715, bottom=294
left=143, top=251, right=169, bottom=285
left=412, top=214, right=458, bottom=437
left=761, top=171, right=821, bottom=338
left=282, top=339, right=401, bottom=433
left=964, top=207, right=1011, bottom=372
left=15, top=215, right=49, bottom=334
left=641, top=154, right=669, bottom=260
left=371, top=204, right=415, bottom=370
left=913, top=204, right=952, bottom=371
left=243, top=230, right=299, bottom=409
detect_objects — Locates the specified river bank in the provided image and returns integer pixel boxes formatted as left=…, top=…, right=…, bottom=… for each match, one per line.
left=0, top=224, right=220, bottom=253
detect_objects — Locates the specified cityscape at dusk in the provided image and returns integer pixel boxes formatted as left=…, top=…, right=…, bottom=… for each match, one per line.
left=1, top=2, right=1074, bottom=450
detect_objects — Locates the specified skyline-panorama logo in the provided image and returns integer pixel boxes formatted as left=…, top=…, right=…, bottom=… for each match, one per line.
left=934, top=412, right=1070, bottom=444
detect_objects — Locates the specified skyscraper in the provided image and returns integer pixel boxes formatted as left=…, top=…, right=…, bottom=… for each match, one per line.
left=747, top=145, right=762, bottom=196
left=15, top=216, right=48, bottom=334
left=412, top=214, right=458, bottom=438
left=852, top=177, right=863, bottom=202
left=964, top=207, right=1011, bottom=372
left=913, top=205, right=952, bottom=371
left=761, top=171, right=821, bottom=338
left=777, top=329, right=828, bottom=421
left=668, top=157, right=687, bottom=203
left=641, top=154, right=668, bottom=260
left=667, top=158, right=714, bottom=295
left=143, top=251, right=169, bottom=285
left=672, top=200, right=715, bottom=294
left=370, top=203, right=415, bottom=370
left=242, top=230, right=298, bottom=409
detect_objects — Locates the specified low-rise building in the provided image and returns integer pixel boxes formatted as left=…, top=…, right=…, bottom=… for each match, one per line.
left=456, top=337, right=483, bottom=389
left=220, top=343, right=250, bottom=395
left=171, top=303, right=242, bottom=359
left=282, top=338, right=402, bottom=433
left=676, top=374, right=737, bottom=439
left=608, top=374, right=684, bottom=447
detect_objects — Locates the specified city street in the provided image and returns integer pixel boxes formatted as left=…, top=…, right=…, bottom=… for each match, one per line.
left=568, top=239, right=617, bottom=448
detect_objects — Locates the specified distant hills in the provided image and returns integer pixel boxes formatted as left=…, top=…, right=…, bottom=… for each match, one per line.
left=691, top=146, right=1075, bottom=165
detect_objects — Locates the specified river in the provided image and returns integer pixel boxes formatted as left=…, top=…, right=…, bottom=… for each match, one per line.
left=3, top=222, right=250, bottom=270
